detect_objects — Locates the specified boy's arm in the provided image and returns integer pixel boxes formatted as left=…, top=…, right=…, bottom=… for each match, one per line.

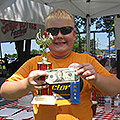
left=1, top=70, right=48, bottom=100
left=1, top=78, right=30, bottom=100
left=75, top=63, right=120, bottom=96
left=90, top=73, right=120, bottom=96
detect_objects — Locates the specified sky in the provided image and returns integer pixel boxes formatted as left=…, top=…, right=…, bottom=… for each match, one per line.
left=1, top=32, right=113, bottom=58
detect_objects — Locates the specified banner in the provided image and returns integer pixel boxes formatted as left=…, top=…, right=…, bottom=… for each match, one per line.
left=0, top=19, right=44, bottom=42
left=104, top=45, right=116, bottom=51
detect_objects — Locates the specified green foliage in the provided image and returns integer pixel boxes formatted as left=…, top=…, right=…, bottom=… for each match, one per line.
left=95, top=16, right=115, bottom=36
left=110, top=40, right=115, bottom=47
left=72, top=34, right=96, bottom=53
left=72, top=40, right=79, bottom=53
left=31, top=49, right=39, bottom=54
left=74, top=15, right=97, bottom=33
left=74, top=16, right=86, bottom=33
left=5, top=49, right=39, bottom=58
left=7, top=53, right=18, bottom=58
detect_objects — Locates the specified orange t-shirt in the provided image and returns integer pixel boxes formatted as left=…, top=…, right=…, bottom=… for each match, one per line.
left=7, top=52, right=114, bottom=120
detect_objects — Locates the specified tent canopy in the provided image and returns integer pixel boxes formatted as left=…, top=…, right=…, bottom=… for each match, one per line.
left=1, top=0, right=120, bottom=24
left=0, top=0, right=53, bottom=24
left=31, top=0, right=120, bottom=18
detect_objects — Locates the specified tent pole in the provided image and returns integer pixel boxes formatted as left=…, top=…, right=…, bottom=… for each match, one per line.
left=0, top=42, right=3, bottom=74
left=108, top=32, right=111, bottom=66
left=117, top=50, right=120, bottom=79
left=0, top=42, right=2, bottom=59
left=86, top=17, right=90, bottom=53
left=93, top=32, right=96, bottom=56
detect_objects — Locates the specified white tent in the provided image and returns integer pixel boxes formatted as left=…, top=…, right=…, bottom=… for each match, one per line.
left=31, top=0, right=120, bottom=53
left=0, top=0, right=53, bottom=24
left=31, top=0, right=120, bottom=18
left=1, top=0, right=120, bottom=24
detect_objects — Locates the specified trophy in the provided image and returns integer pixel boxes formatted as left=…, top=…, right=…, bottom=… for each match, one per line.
left=36, top=29, right=53, bottom=95
left=31, top=29, right=56, bottom=105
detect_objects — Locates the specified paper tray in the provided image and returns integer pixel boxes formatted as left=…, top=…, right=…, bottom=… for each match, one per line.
left=31, top=95, right=56, bottom=105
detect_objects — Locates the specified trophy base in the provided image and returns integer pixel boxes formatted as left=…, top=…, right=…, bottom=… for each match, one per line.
left=31, top=95, right=56, bottom=105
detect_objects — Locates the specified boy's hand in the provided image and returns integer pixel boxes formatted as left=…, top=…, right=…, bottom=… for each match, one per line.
left=27, top=70, right=49, bottom=90
left=75, top=63, right=97, bottom=83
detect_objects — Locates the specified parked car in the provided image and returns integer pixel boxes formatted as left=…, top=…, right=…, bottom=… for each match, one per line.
left=105, top=54, right=117, bottom=59
left=8, top=57, right=17, bottom=64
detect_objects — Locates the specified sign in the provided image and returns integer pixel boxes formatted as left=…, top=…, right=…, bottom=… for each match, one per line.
left=0, top=19, right=44, bottom=42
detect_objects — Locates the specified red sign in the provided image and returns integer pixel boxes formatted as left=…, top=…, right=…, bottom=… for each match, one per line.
left=0, top=19, right=44, bottom=42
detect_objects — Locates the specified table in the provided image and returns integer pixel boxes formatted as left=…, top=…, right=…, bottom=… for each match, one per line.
left=0, top=101, right=33, bottom=120
left=1, top=101, right=120, bottom=120
left=92, top=106, right=120, bottom=120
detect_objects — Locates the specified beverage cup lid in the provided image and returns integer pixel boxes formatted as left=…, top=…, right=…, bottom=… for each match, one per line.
left=118, top=101, right=120, bottom=106
left=92, top=101, right=97, bottom=104
left=105, top=99, right=110, bottom=103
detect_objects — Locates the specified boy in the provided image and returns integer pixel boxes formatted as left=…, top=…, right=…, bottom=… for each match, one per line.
left=1, top=9, right=120, bottom=120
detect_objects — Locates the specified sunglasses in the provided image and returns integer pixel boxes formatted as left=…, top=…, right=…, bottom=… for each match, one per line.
left=46, top=26, right=74, bottom=36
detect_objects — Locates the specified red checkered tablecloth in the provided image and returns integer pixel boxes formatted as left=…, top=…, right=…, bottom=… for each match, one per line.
left=0, top=101, right=33, bottom=111
left=0, top=101, right=33, bottom=120
left=92, top=106, right=120, bottom=120
left=1, top=101, right=120, bottom=120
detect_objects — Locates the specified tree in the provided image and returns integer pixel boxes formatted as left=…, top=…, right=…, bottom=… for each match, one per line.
left=31, top=49, right=39, bottom=55
left=74, top=14, right=117, bottom=54
left=109, top=40, right=115, bottom=47
left=72, top=35, right=96, bottom=54
left=95, top=16, right=115, bottom=38
left=74, top=15, right=98, bottom=53
left=7, top=53, right=18, bottom=58
left=74, top=15, right=97, bottom=33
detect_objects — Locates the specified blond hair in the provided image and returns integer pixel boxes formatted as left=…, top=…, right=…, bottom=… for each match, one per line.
left=45, top=9, right=74, bottom=30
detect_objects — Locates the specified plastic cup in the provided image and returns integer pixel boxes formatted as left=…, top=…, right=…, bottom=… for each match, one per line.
left=91, top=101, right=97, bottom=116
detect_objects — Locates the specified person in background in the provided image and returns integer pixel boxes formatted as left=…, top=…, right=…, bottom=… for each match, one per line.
left=4, top=53, right=9, bottom=74
left=1, top=9, right=120, bottom=120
